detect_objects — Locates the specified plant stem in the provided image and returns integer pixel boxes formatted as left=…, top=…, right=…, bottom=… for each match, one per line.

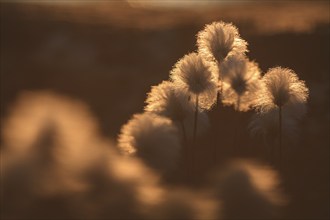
left=192, top=95, right=199, bottom=180
left=193, top=95, right=199, bottom=142
left=219, top=79, right=223, bottom=101
left=236, top=96, right=241, bottom=111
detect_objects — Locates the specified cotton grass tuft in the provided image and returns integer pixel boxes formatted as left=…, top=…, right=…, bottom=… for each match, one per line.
left=197, top=21, right=248, bottom=64
left=144, top=81, right=210, bottom=140
left=252, top=67, right=308, bottom=163
left=118, top=113, right=181, bottom=174
left=220, top=55, right=262, bottom=111
left=145, top=81, right=193, bottom=122
left=254, top=67, right=309, bottom=113
left=170, top=52, right=218, bottom=110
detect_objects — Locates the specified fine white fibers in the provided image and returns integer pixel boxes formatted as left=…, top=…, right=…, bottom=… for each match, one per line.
left=144, top=81, right=210, bottom=140
left=170, top=52, right=218, bottom=110
left=144, top=80, right=194, bottom=122
left=220, top=55, right=262, bottom=111
left=250, top=67, right=308, bottom=144
left=117, top=113, right=181, bottom=173
left=254, top=67, right=309, bottom=113
left=197, top=21, right=248, bottom=63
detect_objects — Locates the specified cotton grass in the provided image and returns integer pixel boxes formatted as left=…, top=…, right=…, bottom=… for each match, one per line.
left=170, top=52, right=218, bottom=110
left=170, top=52, right=217, bottom=142
left=197, top=21, right=248, bottom=105
left=145, top=81, right=193, bottom=122
left=220, top=55, right=262, bottom=111
left=144, top=81, right=194, bottom=141
left=255, top=67, right=308, bottom=112
left=118, top=113, right=181, bottom=174
left=144, top=80, right=210, bottom=141
left=253, top=67, right=309, bottom=165
left=197, top=21, right=248, bottom=63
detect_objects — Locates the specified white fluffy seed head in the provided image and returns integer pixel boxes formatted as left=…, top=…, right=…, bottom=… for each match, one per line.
left=255, top=67, right=309, bottom=113
left=170, top=52, right=218, bottom=110
left=117, top=113, right=181, bottom=173
left=144, top=81, right=210, bottom=140
left=220, top=55, right=262, bottom=111
left=144, top=81, right=194, bottom=122
left=197, top=21, right=248, bottom=64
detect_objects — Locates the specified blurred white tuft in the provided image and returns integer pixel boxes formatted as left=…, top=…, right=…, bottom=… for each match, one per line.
left=211, top=160, right=287, bottom=220
left=117, top=113, right=181, bottom=174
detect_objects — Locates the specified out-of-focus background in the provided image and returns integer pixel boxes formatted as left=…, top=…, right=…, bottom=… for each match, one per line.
left=1, top=1, right=329, bottom=219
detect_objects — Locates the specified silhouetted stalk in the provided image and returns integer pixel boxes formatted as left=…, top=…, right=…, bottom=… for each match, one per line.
left=193, top=95, right=199, bottom=142
left=279, top=106, right=282, bottom=168
left=236, top=96, right=241, bottom=111
left=219, top=78, right=223, bottom=102
left=216, top=90, right=220, bottom=107
left=216, top=75, right=222, bottom=108
left=214, top=79, right=222, bottom=163
left=191, top=95, right=199, bottom=180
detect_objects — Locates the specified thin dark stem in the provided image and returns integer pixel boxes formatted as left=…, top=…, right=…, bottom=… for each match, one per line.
left=236, top=96, right=241, bottom=111
left=192, top=95, right=199, bottom=181
left=193, top=95, right=199, bottom=142
left=216, top=90, right=220, bottom=107
left=279, top=106, right=282, bottom=168
left=219, top=79, right=223, bottom=101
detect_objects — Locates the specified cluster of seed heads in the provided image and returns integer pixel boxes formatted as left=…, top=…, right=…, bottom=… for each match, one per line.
left=118, top=21, right=309, bottom=173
